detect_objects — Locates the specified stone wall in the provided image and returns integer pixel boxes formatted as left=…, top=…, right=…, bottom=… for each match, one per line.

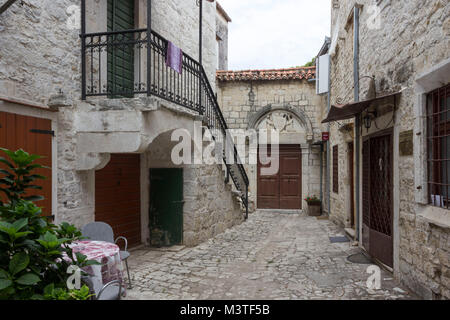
left=327, top=0, right=450, bottom=299
left=55, top=104, right=95, bottom=228
left=0, top=0, right=81, bottom=103
left=217, top=79, right=324, bottom=134
left=217, top=77, right=327, bottom=209
left=183, top=164, right=244, bottom=247
left=0, top=0, right=218, bottom=103
left=0, top=0, right=225, bottom=241
left=216, top=10, right=229, bottom=70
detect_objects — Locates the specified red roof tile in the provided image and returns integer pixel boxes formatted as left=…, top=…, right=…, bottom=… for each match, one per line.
left=216, top=67, right=316, bottom=82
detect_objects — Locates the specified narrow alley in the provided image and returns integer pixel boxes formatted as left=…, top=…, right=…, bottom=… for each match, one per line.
left=126, top=211, right=416, bottom=300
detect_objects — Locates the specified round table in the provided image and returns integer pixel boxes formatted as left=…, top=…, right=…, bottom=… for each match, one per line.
left=70, top=240, right=126, bottom=296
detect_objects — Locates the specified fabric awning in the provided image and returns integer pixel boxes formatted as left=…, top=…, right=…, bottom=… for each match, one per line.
left=321, top=91, right=402, bottom=124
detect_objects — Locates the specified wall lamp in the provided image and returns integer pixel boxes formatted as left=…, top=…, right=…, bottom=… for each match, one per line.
left=363, top=109, right=378, bottom=129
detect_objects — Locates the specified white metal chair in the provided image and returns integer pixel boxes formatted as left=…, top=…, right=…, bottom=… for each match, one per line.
left=82, top=276, right=122, bottom=300
left=81, top=222, right=132, bottom=289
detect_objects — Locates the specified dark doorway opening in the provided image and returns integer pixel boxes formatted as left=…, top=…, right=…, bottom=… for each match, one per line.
left=149, top=168, right=184, bottom=247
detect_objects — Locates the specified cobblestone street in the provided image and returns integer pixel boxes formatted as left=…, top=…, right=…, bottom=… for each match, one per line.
left=125, top=211, right=417, bottom=300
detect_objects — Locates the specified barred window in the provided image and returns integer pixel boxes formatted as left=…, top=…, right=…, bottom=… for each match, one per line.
left=427, top=83, right=450, bottom=209
left=333, top=145, right=339, bottom=194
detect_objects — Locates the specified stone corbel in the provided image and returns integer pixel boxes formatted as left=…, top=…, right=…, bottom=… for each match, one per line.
left=75, top=153, right=111, bottom=171
left=48, top=90, right=73, bottom=111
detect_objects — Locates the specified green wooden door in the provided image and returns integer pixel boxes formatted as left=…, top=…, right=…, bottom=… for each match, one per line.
left=107, top=0, right=135, bottom=98
left=149, top=169, right=184, bottom=246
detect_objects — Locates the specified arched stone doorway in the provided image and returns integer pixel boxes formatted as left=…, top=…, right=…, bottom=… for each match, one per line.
left=246, top=104, right=320, bottom=211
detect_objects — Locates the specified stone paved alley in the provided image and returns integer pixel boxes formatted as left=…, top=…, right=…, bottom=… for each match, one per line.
left=125, top=211, right=417, bottom=300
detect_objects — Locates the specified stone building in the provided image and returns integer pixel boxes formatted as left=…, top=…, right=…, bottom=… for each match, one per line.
left=217, top=67, right=326, bottom=212
left=320, top=0, right=450, bottom=299
left=215, top=1, right=231, bottom=70
left=0, top=0, right=247, bottom=248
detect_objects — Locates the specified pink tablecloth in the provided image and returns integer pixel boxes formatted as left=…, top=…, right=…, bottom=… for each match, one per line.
left=70, top=240, right=125, bottom=296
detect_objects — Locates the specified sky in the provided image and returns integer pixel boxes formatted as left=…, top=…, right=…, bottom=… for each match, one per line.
left=219, top=0, right=331, bottom=71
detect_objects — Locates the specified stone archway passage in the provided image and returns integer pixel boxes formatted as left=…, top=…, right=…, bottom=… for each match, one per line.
left=257, top=145, right=302, bottom=209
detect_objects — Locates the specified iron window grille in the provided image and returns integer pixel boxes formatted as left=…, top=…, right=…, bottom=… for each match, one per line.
left=426, top=83, right=450, bottom=209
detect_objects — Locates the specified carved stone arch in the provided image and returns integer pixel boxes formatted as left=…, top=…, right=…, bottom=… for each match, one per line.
left=248, top=103, right=314, bottom=141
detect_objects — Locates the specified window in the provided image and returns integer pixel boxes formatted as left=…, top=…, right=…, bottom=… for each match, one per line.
left=427, top=83, right=450, bottom=208
left=333, top=145, right=339, bottom=193
left=216, top=36, right=221, bottom=70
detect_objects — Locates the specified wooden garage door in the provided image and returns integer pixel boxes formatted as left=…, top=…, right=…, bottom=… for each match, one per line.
left=95, top=154, right=141, bottom=247
left=257, top=145, right=302, bottom=210
left=0, top=111, right=53, bottom=218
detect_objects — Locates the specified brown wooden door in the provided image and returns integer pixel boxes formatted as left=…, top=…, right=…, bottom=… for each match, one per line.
left=258, top=145, right=302, bottom=209
left=95, top=154, right=141, bottom=247
left=257, top=145, right=280, bottom=209
left=362, top=130, right=393, bottom=268
left=348, top=142, right=355, bottom=228
left=0, top=111, right=53, bottom=218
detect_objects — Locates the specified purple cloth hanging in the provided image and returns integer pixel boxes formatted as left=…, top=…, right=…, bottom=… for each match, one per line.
left=165, top=41, right=183, bottom=74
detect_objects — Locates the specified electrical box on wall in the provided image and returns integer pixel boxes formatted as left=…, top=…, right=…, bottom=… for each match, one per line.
left=316, top=54, right=330, bottom=95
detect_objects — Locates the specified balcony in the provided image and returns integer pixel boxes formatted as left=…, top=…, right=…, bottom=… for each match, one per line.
left=80, top=26, right=249, bottom=216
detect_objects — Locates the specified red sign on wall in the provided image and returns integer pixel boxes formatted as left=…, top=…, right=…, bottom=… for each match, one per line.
left=322, top=132, right=330, bottom=141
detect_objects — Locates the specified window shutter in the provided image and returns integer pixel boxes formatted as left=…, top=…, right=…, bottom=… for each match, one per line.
left=333, top=145, right=339, bottom=193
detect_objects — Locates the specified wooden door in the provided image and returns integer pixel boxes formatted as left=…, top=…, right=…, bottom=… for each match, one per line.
left=257, top=145, right=280, bottom=209
left=349, top=142, right=355, bottom=228
left=107, top=0, right=135, bottom=97
left=149, top=169, right=184, bottom=246
left=95, top=154, right=141, bottom=247
left=280, top=146, right=302, bottom=209
left=257, top=145, right=302, bottom=209
left=0, top=111, right=53, bottom=218
left=362, top=130, right=394, bottom=267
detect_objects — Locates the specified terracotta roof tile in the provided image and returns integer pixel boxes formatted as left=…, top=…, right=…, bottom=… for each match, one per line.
left=216, top=67, right=316, bottom=82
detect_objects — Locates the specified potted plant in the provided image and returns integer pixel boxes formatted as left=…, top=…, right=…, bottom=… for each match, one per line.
left=304, top=195, right=321, bottom=216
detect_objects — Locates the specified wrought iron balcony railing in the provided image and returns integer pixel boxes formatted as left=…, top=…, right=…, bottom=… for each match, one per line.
left=81, top=28, right=249, bottom=217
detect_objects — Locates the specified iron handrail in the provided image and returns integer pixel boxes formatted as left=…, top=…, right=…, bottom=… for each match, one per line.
left=81, top=28, right=249, bottom=216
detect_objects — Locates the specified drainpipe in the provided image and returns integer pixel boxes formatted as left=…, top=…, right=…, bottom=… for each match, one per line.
left=0, top=0, right=18, bottom=15
left=327, top=59, right=331, bottom=217
left=354, top=5, right=361, bottom=241
left=320, top=143, right=324, bottom=207
left=199, top=0, right=203, bottom=115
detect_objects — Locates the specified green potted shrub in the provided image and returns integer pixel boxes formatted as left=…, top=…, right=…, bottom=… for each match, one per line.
left=304, top=195, right=321, bottom=216
left=0, top=148, right=97, bottom=300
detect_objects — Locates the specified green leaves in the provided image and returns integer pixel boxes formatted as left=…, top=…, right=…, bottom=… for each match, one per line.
left=9, top=253, right=29, bottom=275
left=0, top=148, right=42, bottom=168
left=12, top=218, right=29, bottom=232
left=0, top=279, right=13, bottom=290
left=0, top=148, right=94, bottom=300
left=0, top=148, right=48, bottom=205
left=16, top=273, right=40, bottom=285
left=0, top=219, right=33, bottom=242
